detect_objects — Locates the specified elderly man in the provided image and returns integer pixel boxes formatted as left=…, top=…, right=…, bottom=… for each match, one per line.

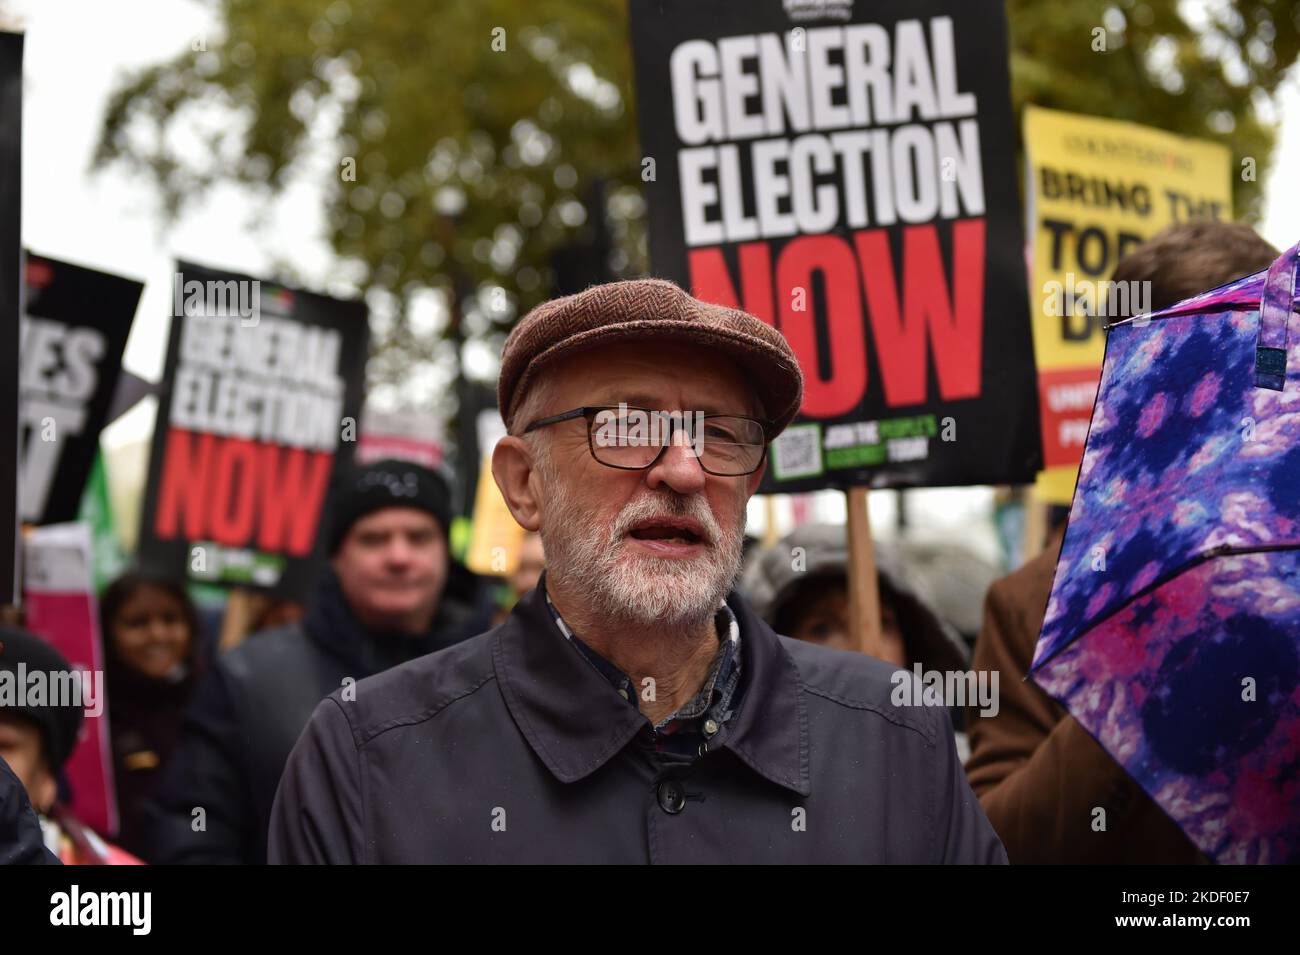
left=269, top=279, right=1005, bottom=863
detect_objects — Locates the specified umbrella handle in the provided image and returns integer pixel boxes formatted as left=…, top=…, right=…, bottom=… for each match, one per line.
left=1256, top=241, right=1300, bottom=390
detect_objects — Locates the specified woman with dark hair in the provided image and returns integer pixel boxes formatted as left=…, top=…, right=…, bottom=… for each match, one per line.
left=99, top=571, right=202, bottom=860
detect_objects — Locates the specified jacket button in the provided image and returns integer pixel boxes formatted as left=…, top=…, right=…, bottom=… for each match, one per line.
left=657, top=778, right=686, bottom=814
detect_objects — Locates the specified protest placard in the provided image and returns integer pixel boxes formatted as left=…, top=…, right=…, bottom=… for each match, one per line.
left=1024, top=106, right=1232, bottom=503
left=0, top=32, right=21, bottom=604
left=630, top=0, right=1040, bottom=493
left=20, top=254, right=142, bottom=525
left=23, top=522, right=116, bottom=837
left=137, top=262, right=368, bottom=599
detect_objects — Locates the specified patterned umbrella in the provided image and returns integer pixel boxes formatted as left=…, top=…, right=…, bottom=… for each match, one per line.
left=1030, top=241, right=1300, bottom=864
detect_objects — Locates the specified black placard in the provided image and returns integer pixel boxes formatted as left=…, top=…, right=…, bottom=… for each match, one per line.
left=0, top=32, right=22, bottom=604
left=20, top=254, right=142, bottom=525
left=629, top=0, right=1041, bottom=491
left=137, top=262, right=369, bottom=600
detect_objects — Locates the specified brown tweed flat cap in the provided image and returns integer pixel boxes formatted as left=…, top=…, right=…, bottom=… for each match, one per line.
left=498, top=278, right=804, bottom=436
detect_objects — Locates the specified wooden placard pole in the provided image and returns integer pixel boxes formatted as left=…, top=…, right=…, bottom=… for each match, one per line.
left=845, top=486, right=883, bottom=658
left=1021, top=491, right=1049, bottom=563
left=762, top=495, right=780, bottom=548
left=218, top=587, right=269, bottom=653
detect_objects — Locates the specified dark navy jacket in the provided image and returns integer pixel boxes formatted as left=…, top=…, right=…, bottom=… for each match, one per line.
left=269, top=580, right=1007, bottom=864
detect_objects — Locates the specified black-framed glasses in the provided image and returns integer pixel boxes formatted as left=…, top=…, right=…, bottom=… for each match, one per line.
left=522, top=405, right=770, bottom=476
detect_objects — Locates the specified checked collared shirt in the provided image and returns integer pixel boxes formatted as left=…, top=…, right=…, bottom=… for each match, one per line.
left=544, top=586, right=743, bottom=766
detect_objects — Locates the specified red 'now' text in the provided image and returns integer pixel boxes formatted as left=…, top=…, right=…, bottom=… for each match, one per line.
left=154, top=429, right=332, bottom=556
left=689, top=219, right=985, bottom=418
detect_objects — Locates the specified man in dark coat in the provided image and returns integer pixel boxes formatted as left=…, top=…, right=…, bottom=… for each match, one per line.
left=145, top=460, right=490, bottom=864
left=270, top=280, right=1006, bottom=864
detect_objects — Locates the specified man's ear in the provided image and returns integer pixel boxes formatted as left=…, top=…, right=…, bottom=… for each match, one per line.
left=492, top=436, right=543, bottom=532
left=745, top=457, right=768, bottom=498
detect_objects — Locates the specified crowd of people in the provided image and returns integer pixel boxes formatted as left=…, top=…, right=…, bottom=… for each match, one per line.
left=0, top=219, right=1281, bottom=864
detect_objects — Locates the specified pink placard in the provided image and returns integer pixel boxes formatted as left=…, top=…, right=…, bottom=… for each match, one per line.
left=23, top=522, right=117, bottom=838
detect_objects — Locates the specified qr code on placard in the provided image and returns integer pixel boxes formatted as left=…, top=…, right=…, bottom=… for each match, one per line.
left=771, top=424, right=823, bottom=480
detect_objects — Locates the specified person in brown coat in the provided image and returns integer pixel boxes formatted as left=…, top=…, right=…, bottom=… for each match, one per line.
left=965, top=221, right=1281, bottom=864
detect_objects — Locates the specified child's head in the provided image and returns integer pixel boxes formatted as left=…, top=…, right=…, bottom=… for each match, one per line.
left=0, top=710, right=55, bottom=813
left=99, top=572, right=198, bottom=681
left=0, top=626, right=85, bottom=814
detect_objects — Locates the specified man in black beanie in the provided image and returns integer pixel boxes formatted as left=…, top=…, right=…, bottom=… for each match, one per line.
left=145, top=460, right=491, bottom=864
left=323, top=459, right=456, bottom=634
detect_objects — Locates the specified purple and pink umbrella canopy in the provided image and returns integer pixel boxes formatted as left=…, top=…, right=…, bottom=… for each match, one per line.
left=1030, top=241, right=1300, bottom=864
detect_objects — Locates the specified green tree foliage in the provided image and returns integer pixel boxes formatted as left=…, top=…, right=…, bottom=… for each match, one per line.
left=95, top=0, right=1299, bottom=384
left=1008, top=0, right=1299, bottom=221
left=96, top=0, right=643, bottom=385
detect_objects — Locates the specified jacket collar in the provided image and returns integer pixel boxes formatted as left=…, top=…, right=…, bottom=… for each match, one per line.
left=493, top=573, right=810, bottom=796
left=719, top=589, right=811, bottom=796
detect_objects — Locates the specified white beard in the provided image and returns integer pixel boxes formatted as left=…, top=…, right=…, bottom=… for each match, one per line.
left=538, top=463, right=745, bottom=630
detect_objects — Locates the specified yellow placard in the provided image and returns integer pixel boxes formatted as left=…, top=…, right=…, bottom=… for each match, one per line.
left=464, top=455, right=525, bottom=577
left=1023, top=106, right=1232, bottom=503
left=1035, top=465, right=1079, bottom=507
